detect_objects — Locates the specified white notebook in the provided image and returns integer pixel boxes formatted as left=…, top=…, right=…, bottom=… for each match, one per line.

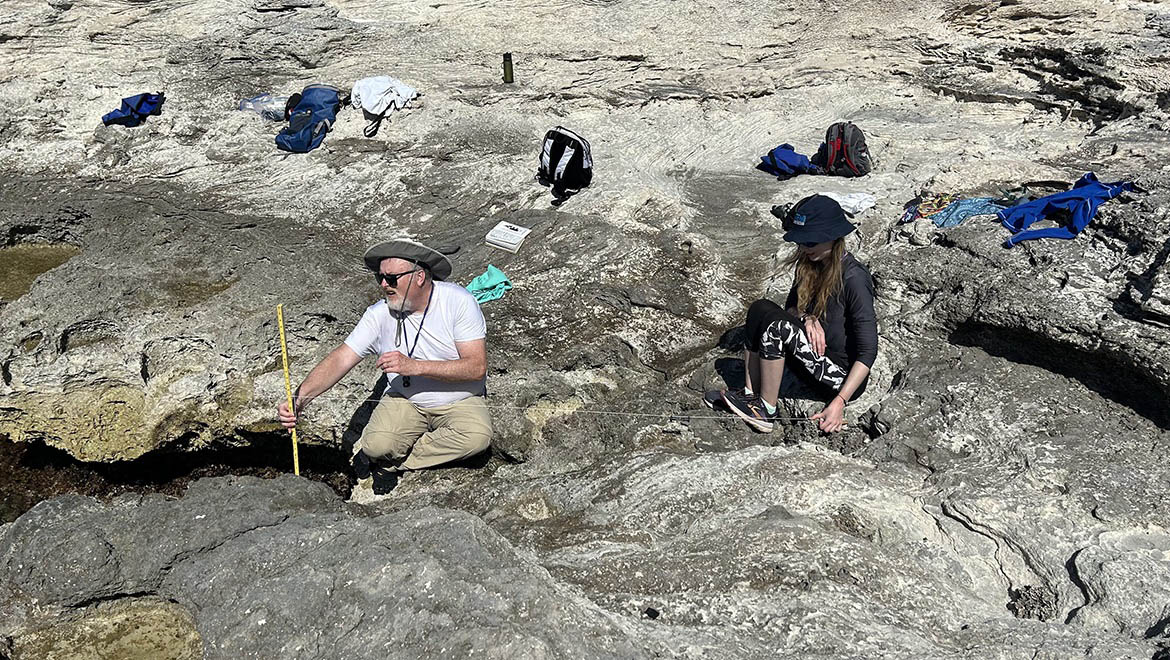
left=485, top=221, right=532, bottom=253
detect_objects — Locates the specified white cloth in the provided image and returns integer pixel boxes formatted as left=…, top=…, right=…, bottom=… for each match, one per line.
left=820, top=192, right=878, bottom=216
left=344, top=281, right=486, bottom=409
left=350, top=76, right=418, bottom=116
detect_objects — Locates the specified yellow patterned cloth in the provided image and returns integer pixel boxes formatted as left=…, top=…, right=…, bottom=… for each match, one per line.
left=917, top=193, right=960, bottom=219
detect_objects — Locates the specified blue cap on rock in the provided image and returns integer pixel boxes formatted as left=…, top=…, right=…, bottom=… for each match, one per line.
left=781, top=195, right=856, bottom=244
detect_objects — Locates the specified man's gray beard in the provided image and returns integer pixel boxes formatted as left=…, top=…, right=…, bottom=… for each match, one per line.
left=388, top=294, right=417, bottom=315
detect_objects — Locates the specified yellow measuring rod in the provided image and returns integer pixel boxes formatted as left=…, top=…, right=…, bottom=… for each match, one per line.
left=277, top=304, right=301, bottom=476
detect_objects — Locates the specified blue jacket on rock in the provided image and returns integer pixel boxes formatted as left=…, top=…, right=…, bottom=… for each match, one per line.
left=999, top=172, right=1134, bottom=247
left=758, top=143, right=820, bottom=179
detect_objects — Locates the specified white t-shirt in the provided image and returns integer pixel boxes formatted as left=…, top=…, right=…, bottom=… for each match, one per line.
left=344, top=281, right=486, bottom=409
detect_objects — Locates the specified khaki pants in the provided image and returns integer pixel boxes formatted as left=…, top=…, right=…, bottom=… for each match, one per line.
left=356, top=395, right=492, bottom=471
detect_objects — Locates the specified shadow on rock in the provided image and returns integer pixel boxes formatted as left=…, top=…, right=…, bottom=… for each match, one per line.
left=950, top=321, right=1170, bottom=430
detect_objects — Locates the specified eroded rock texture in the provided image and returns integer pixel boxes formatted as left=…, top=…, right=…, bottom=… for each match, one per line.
left=1, top=475, right=1162, bottom=658
left=1, top=0, right=1169, bottom=656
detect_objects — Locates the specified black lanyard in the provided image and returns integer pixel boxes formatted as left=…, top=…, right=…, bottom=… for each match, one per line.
left=395, top=285, right=434, bottom=388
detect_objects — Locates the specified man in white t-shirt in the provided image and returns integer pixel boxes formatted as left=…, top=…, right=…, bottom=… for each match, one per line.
left=277, top=239, right=491, bottom=490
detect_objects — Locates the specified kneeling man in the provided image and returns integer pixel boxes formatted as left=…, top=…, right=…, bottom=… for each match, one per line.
left=277, top=239, right=491, bottom=484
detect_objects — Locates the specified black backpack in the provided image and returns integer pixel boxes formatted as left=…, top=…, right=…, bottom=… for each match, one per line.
left=812, top=122, right=872, bottom=177
left=537, top=126, right=593, bottom=198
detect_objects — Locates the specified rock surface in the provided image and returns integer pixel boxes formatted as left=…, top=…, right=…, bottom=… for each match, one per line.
left=0, top=474, right=1161, bottom=659
left=1, top=0, right=1170, bottom=656
left=8, top=597, right=202, bottom=660
left=1, top=477, right=653, bottom=658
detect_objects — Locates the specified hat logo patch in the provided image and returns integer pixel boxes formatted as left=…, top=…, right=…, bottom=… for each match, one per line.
left=793, top=213, right=808, bottom=226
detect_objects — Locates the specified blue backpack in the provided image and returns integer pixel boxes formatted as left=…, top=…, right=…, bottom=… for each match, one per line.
left=276, top=84, right=342, bottom=153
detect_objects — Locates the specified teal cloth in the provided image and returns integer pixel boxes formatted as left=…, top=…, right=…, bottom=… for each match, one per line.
left=466, top=265, right=512, bottom=303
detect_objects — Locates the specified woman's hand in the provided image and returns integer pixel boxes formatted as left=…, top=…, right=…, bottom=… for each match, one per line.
left=810, top=395, right=846, bottom=433
left=803, top=316, right=826, bottom=356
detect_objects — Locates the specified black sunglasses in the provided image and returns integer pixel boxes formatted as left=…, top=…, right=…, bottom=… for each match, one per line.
left=798, top=241, right=819, bottom=248
left=373, top=268, right=420, bottom=286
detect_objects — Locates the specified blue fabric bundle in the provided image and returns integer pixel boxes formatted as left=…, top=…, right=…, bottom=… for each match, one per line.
left=931, top=198, right=1006, bottom=229
left=999, top=172, right=1134, bottom=246
left=101, top=92, right=165, bottom=127
left=758, top=144, right=820, bottom=179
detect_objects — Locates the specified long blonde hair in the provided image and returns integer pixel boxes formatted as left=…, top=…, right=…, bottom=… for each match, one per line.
left=783, top=239, right=846, bottom=319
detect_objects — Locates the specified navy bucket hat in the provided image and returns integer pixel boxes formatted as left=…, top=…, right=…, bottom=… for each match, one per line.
left=781, top=195, right=856, bottom=244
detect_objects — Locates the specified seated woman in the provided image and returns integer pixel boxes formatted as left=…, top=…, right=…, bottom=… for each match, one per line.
left=720, top=194, right=878, bottom=433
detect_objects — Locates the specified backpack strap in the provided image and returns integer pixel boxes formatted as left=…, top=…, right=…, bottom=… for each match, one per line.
left=826, top=124, right=841, bottom=173
left=539, top=134, right=555, bottom=181
left=364, top=109, right=389, bottom=138
left=553, top=144, right=576, bottom=184
left=841, top=123, right=860, bottom=176
left=284, top=93, right=302, bottom=121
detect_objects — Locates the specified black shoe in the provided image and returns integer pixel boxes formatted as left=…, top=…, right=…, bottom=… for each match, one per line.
left=352, top=449, right=372, bottom=480
left=702, top=390, right=729, bottom=411
left=721, top=389, right=776, bottom=433
left=372, top=468, right=399, bottom=495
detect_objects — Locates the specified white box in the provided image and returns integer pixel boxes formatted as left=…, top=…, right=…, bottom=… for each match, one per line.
left=485, top=221, right=531, bottom=253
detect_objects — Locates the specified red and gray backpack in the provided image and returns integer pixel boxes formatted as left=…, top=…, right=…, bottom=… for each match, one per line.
left=537, top=126, right=593, bottom=198
left=813, top=121, right=873, bottom=177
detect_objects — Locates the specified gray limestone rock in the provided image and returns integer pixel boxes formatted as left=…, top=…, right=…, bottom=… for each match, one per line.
left=1, top=476, right=649, bottom=659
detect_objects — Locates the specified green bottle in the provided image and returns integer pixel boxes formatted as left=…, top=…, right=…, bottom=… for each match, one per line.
left=503, top=53, right=514, bottom=84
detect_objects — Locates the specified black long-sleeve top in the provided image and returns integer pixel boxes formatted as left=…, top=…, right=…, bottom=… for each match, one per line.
left=785, top=252, right=878, bottom=371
